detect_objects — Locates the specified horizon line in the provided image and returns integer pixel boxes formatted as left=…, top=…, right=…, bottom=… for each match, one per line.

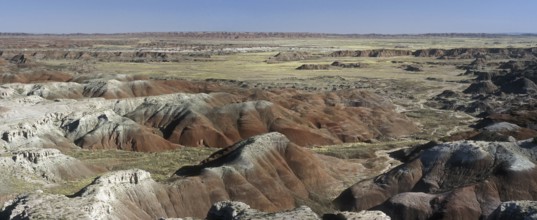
left=1, top=31, right=537, bottom=36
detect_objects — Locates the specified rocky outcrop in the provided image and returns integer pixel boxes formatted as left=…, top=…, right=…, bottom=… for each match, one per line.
left=331, top=61, right=361, bottom=68
left=206, top=201, right=392, bottom=220
left=0, top=90, right=184, bottom=152
left=500, top=77, right=537, bottom=94
left=476, top=71, right=496, bottom=81
left=1, top=169, right=156, bottom=220
left=266, top=51, right=321, bottom=63
left=0, top=50, right=209, bottom=63
left=270, top=47, right=537, bottom=62
left=0, top=148, right=97, bottom=204
left=490, top=200, right=537, bottom=220
left=334, top=139, right=537, bottom=219
left=330, top=49, right=413, bottom=58
left=412, top=48, right=446, bottom=58
left=62, top=110, right=178, bottom=151
left=467, top=122, right=537, bottom=142
left=323, top=211, right=391, bottom=220
left=296, top=62, right=362, bottom=70
left=207, top=201, right=319, bottom=220
left=0, top=148, right=96, bottom=184
left=0, top=93, right=100, bottom=189
left=414, top=47, right=537, bottom=59
left=463, top=57, right=488, bottom=72
left=275, top=47, right=537, bottom=62
left=463, top=80, right=498, bottom=94
left=9, top=54, right=26, bottom=64
left=1, top=133, right=366, bottom=219
left=435, top=59, right=537, bottom=118
left=401, top=64, right=423, bottom=72
left=296, top=64, right=331, bottom=70
left=498, top=60, right=537, bottom=71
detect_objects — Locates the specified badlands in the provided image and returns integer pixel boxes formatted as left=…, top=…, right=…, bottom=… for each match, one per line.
left=1, top=33, right=537, bottom=219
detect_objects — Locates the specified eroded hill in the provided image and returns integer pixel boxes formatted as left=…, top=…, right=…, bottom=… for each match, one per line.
left=1, top=34, right=537, bottom=220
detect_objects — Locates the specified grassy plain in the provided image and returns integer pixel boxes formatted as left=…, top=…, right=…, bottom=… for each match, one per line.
left=90, top=53, right=468, bottom=81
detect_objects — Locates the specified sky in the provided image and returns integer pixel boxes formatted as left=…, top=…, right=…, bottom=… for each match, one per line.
left=0, top=0, right=535, bottom=34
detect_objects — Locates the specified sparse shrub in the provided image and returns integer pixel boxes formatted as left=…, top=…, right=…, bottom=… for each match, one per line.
left=15, top=87, right=25, bottom=95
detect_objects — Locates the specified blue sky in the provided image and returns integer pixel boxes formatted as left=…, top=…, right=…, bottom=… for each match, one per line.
left=0, top=0, right=535, bottom=34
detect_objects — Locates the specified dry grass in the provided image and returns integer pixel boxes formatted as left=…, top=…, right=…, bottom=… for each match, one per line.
left=66, top=147, right=215, bottom=182
left=36, top=147, right=217, bottom=196
left=405, top=108, right=477, bottom=140
left=44, top=176, right=97, bottom=195
left=313, top=140, right=424, bottom=160
left=82, top=53, right=470, bottom=83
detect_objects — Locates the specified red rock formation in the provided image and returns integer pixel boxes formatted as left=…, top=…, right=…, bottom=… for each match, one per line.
left=1, top=71, right=419, bottom=152
left=124, top=88, right=417, bottom=148
left=0, top=70, right=72, bottom=84
left=1, top=133, right=365, bottom=219
left=334, top=139, right=537, bottom=219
